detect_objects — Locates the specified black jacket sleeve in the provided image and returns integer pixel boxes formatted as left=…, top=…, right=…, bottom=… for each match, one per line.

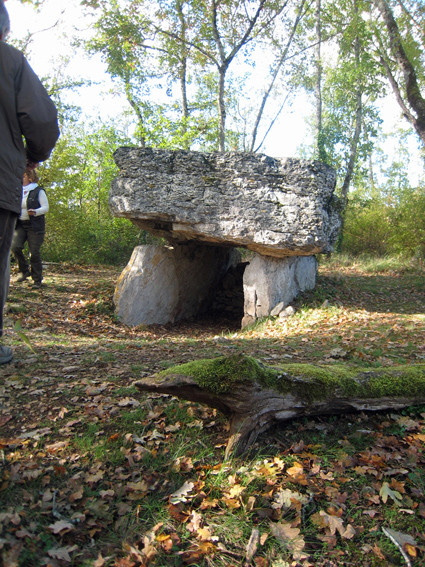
left=16, top=54, right=60, bottom=163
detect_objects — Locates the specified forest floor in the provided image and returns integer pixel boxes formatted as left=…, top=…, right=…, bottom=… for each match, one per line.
left=0, top=257, right=425, bottom=566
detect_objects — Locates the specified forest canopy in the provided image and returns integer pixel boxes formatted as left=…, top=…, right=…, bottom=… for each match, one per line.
left=9, top=0, right=425, bottom=264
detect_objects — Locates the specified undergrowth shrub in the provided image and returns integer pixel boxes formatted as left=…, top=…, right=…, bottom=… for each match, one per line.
left=341, top=184, right=425, bottom=258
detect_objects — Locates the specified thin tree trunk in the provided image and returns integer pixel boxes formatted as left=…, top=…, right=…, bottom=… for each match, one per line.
left=210, top=0, right=269, bottom=151
left=337, top=0, right=363, bottom=252
left=176, top=0, right=189, bottom=143
left=125, top=82, right=146, bottom=147
left=217, top=67, right=227, bottom=152
left=340, top=93, right=362, bottom=210
left=249, top=0, right=307, bottom=152
left=314, top=0, right=325, bottom=161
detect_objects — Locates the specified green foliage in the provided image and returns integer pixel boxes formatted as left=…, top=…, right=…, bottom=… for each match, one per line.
left=341, top=196, right=392, bottom=256
left=83, top=0, right=302, bottom=151
left=37, top=121, right=144, bottom=265
left=342, top=181, right=425, bottom=258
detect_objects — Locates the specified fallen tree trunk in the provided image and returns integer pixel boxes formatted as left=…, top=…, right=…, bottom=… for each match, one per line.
left=134, top=354, right=425, bottom=458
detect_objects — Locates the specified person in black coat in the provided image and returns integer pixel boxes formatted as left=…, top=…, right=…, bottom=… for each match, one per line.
left=0, top=1, right=59, bottom=364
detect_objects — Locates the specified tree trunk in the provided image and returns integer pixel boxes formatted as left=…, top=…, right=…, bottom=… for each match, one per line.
left=373, top=0, right=425, bottom=145
left=217, top=67, right=227, bottom=152
left=135, top=354, right=425, bottom=458
left=314, top=0, right=325, bottom=161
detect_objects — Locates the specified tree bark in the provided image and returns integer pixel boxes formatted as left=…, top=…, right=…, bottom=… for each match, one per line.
left=314, top=0, right=325, bottom=161
left=135, top=354, right=425, bottom=458
left=373, top=0, right=425, bottom=145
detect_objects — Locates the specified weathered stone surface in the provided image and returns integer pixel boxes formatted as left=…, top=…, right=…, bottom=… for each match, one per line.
left=113, top=243, right=238, bottom=325
left=241, top=255, right=317, bottom=327
left=110, top=148, right=340, bottom=258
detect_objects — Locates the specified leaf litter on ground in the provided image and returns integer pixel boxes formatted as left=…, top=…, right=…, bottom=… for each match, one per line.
left=0, top=259, right=424, bottom=566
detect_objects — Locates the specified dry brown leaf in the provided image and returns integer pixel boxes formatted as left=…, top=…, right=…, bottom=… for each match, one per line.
left=311, top=511, right=355, bottom=539
left=269, top=521, right=306, bottom=558
left=0, top=415, right=12, bottom=427
left=48, top=520, right=74, bottom=535
left=272, top=488, right=308, bottom=510
left=173, top=456, right=194, bottom=473
left=187, top=511, right=203, bottom=533
left=286, top=462, right=303, bottom=477
left=92, top=553, right=107, bottom=567
left=199, top=498, right=219, bottom=510
left=69, top=487, right=84, bottom=502
left=222, top=497, right=241, bottom=509
left=48, top=545, right=78, bottom=562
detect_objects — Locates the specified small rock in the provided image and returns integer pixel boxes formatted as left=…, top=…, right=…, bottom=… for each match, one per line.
left=278, top=306, right=295, bottom=320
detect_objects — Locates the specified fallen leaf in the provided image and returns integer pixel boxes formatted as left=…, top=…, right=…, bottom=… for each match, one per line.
left=227, top=484, right=246, bottom=498
left=48, top=545, right=79, bottom=562
left=380, top=482, right=403, bottom=505
left=269, top=521, right=306, bottom=559
left=48, top=520, right=75, bottom=535
left=170, top=481, right=195, bottom=504
left=118, top=397, right=140, bottom=407
left=196, top=527, right=212, bottom=541
left=272, top=488, right=308, bottom=510
left=311, top=511, right=355, bottom=539
left=0, top=415, right=12, bottom=427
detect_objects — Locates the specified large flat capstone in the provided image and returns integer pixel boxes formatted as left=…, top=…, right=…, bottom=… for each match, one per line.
left=110, top=148, right=340, bottom=258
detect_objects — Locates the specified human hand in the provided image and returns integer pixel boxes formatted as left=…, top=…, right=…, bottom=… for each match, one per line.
left=28, top=209, right=36, bottom=216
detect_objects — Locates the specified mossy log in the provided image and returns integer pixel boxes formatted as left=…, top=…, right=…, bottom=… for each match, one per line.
left=134, top=354, right=425, bottom=458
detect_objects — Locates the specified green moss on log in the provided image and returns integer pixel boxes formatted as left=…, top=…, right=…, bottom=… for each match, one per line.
left=157, top=354, right=425, bottom=402
left=159, top=354, right=276, bottom=394
left=275, top=363, right=425, bottom=401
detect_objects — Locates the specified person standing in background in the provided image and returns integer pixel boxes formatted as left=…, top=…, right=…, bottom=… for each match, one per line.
left=0, top=0, right=59, bottom=364
left=12, top=169, right=49, bottom=289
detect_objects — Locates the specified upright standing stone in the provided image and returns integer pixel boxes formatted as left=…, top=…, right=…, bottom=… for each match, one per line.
left=242, top=255, right=317, bottom=327
left=114, top=243, right=238, bottom=325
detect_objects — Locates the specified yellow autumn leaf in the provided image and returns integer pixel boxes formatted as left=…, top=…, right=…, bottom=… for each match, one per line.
left=196, top=527, right=212, bottom=541
left=227, top=483, right=246, bottom=498
left=286, top=462, right=303, bottom=477
left=405, top=544, right=417, bottom=558
left=222, top=497, right=241, bottom=509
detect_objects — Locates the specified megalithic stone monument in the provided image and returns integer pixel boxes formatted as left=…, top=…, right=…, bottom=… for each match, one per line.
left=109, top=148, right=341, bottom=327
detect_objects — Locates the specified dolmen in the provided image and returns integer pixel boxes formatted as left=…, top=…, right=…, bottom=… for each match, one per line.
left=109, top=148, right=341, bottom=328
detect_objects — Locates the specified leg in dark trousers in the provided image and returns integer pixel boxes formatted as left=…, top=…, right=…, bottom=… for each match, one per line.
left=11, top=222, right=30, bottom=278
left=27, top=229, right=45, bottom=284
left=0, top=209, right=17, bottom=340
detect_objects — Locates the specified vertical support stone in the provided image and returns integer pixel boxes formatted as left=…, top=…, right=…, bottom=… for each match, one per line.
left=242, top=254, right=317, bottom=328
left=113, top=243, right=236, bottom=326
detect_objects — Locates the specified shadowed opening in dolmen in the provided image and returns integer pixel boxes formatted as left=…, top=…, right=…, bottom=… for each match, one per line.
left=204, top=259, right=248, bottom=325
